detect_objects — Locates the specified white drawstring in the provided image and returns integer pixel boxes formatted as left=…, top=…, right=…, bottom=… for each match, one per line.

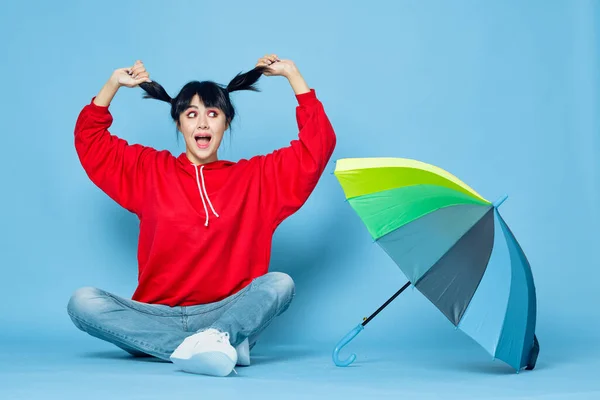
left=193, top=164, right=219, bottom=226
left=200, top=165, right=219, bottom=218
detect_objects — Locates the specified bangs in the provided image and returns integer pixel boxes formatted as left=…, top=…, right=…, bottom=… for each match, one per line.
left=171, top=81, right=233, bottom=123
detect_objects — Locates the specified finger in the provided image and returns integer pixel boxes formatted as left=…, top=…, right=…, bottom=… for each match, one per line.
left=128, top=62, right=141, bottom=72
left=256, top=63, right=271, bottom=73
left=135, top=77, right=150, bottom=85
left=136, top=70, right=152, bottom=83
left=132, top=68, right=148, bottom=79
left=131, top=65, right=145, bottom=75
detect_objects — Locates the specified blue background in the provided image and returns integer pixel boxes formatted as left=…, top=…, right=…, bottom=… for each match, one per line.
left=1, top=0, right=598, bottom=398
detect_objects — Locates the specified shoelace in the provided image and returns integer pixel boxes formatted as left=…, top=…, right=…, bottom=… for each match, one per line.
left=193, top=330, right=237, bottom=374
left=214, top=331, right=230, bottom=343
left=193, top=330, right=230, bottom=348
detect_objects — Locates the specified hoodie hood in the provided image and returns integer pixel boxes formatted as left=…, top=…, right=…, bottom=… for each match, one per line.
left=176, top=153, right=235, bottom=174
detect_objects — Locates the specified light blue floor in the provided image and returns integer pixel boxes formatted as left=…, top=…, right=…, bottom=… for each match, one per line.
left=1, top=332, right=598, bottom=399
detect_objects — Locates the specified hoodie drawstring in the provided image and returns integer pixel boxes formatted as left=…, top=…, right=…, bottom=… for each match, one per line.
left=193, top=165, right=219, bottom=226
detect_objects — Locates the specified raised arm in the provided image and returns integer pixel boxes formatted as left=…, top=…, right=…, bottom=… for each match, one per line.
left=256, top=55, right=337, bottom=228
left=75, top=61, right=156, bottom=215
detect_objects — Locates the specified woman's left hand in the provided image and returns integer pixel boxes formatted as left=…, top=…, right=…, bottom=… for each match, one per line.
left=256, top=54, right=298, bottom=78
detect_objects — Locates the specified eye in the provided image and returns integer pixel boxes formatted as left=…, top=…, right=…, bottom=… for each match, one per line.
left=208, top=111, right=218, bottom=117
left=187, top=111, right=197, bottom=118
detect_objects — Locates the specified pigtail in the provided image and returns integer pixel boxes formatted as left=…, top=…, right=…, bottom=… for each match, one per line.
left=226, top=65, right=271, bottom=93
left=140, top=81, right=173, bottom=104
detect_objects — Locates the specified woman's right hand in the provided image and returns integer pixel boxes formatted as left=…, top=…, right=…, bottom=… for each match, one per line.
left=111, top=60, right=152, bottom=88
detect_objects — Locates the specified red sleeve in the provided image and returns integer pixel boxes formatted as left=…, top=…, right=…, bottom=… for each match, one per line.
left=74, top=97, right=156, bottom=215
left=259, top=89, right=337, bottom=228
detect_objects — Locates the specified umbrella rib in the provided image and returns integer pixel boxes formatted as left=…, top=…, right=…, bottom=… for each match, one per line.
left=412, top=206, right=493, bottom=287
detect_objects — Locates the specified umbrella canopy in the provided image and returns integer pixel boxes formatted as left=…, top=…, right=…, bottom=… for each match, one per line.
left=333, top=157, right=538, bottom=372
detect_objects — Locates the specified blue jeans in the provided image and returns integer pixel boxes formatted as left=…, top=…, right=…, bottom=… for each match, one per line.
left=67, top=272, right=295, bottom=361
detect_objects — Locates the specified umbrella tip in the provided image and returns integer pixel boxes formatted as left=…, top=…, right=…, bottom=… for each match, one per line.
left=493, top=194, right=508, bottom=208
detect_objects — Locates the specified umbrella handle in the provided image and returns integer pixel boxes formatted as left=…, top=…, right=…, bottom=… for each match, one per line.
left=332, top=323, right=364, bottom=367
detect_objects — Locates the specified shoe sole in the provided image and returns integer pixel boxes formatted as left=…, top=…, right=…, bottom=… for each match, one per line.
left=171, top=351, right=236, bottom=377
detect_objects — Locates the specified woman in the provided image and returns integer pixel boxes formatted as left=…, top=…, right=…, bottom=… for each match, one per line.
left=67, top=54, right=337, bottom=377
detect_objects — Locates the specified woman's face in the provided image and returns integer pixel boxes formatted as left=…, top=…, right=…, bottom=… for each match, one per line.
left=178, top=94, right=228, bottom=165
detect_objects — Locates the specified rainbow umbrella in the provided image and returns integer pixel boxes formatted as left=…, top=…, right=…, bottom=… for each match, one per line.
left=332, top=157, right=539, bottom=372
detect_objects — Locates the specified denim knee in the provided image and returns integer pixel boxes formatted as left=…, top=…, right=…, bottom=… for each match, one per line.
left=67, top=286, right=109, bottom=328
left=269, top=272, right=294, bottom=295
left=258, top=272, right=295, bottom=312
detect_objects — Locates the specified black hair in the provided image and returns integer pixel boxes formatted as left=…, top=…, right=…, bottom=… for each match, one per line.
left=139, top=65, right=271, bottom=131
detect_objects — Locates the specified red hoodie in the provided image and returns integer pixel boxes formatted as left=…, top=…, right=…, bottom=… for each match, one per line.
left=74, top=89, right=336, bottom=306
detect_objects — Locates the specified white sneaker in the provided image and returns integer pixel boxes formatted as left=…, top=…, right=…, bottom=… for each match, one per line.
left=170, top=329, right=238, bottom=377
left=236, top=338, right=250, bottom=366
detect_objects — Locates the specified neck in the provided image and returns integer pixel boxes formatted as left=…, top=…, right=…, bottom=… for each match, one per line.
left=186, top=149, right=218, bottom=165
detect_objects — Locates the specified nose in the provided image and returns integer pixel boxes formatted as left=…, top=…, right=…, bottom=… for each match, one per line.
left=196, top=114, right=209, bottom=130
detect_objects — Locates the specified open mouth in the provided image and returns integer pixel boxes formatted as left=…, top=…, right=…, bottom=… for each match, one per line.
left=194, top=133, right=212, bottom=149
